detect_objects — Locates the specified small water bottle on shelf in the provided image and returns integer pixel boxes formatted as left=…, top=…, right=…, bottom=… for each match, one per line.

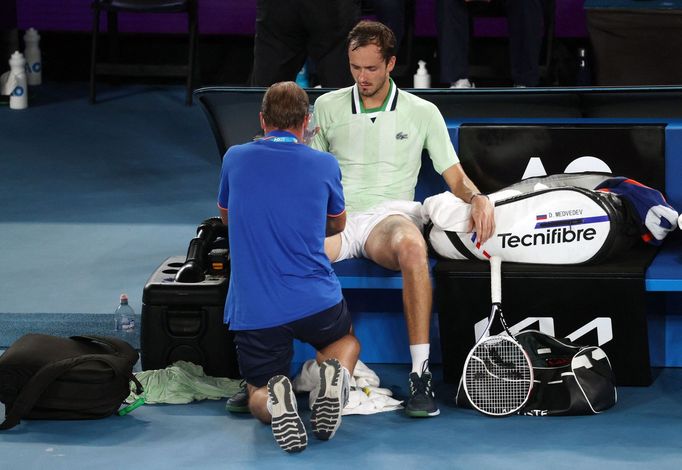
left=413, top=60, right=431, bottom=89
left=295, top=63, right=309, bottom=88
left=114, top=293, right=135, bottom=332
left=576, top=47, right=591, bottom=86
left=23, top=27, right=42, bottom=86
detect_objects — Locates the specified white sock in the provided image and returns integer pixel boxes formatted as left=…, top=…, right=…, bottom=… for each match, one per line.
left=410, top=344, right=430, bottom=375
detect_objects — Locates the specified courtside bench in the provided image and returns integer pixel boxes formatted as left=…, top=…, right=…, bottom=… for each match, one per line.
left=333, top=118, right=682, bottom=387
left=194, top=86, right=682, bottom=384
left=333, top=240, right=682, bottom=293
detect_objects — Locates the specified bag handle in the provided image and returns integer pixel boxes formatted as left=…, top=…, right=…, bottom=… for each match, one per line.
left=444, top=231, right=480, bottom=261
left=69, top=335, right=127, bottom=355
left=0, top=353, right=142, bottom=431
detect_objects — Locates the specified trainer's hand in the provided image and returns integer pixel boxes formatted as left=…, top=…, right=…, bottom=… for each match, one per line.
left=468, top=195, right=495, bottom=244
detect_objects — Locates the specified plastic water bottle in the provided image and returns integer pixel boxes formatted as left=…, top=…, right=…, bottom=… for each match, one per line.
left=114, top=293, right=135, bottom=332
left=576, top=47, right=591, bottom=86
left=303, top=104, right=317, bottom=145
left=413, top=60, right=430, bottom=88
left=23, top=28, right=42, bottom=86
left=295, top=63, right=309, bottom=88
left=6, top=51, right=28, bottom=110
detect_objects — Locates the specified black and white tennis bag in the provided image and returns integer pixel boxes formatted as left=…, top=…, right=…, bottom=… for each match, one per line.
left=515, top=330, right=617, bottom=416
left=424, top=173, right=636, bottom=264
left=455, top=330, right=617, bottom=416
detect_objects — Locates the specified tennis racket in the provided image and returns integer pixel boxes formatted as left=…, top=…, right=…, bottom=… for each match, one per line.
left=462, top=255, right=533, bottom=417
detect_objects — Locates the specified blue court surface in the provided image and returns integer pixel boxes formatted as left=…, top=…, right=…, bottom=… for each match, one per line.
left=2, top=83, right=682, bottom=469
left=1, top=364, right=682, bottom=469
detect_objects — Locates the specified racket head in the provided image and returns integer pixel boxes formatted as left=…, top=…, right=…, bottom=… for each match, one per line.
left=462, top=333, right=534, bottom=417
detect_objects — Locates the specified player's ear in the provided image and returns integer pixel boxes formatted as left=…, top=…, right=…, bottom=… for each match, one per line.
left=387, top=56, right=397, bottom=73
left=259, top=112, right=266, bottom=131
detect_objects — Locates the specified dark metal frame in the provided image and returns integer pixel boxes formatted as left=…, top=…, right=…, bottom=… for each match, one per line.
left=89, top=0, right=198, bottom=105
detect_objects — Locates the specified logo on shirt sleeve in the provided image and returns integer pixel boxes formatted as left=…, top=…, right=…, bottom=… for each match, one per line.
left=395, top=132, right=408, bottom=140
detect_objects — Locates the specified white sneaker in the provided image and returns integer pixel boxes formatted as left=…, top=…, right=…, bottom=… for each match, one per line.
left=267, top=375, right=307, bottom=453
left=451, top=78, right=474, bottom=89
left=310, top=358, right=349, bottom=441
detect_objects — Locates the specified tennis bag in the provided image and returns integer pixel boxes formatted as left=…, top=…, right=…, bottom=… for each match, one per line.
left=455, top=330, right=617, bottom=416
left=0, top=334, right=142, bottom=430
left=516, top=331, right=617, bottom=415
left=425, top=175, right=636, bottom=264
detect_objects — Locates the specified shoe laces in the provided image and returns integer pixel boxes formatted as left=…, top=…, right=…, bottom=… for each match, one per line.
left=410, top=360, right=433, bottom=397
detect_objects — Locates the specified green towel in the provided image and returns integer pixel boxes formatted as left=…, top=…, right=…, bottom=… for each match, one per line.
left=127, top=361, right=242, bottom=404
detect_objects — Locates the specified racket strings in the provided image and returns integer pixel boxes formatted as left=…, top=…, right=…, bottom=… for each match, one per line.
left=465, top=337, right=532, bottom=415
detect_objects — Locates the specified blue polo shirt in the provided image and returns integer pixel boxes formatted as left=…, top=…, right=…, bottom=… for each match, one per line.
left=218, top=130, right=345, bottom=330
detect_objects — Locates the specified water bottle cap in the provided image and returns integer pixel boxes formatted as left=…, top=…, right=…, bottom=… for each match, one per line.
left=24, top=28, right=40, bottom=41
left=120, top=293, right=129, bottom=302
left=9, top=51, right=25, bottom=68
left=416, top=60, right=428, bottom=75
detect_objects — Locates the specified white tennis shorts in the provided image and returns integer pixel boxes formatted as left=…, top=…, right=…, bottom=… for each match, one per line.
left=336, top=200, right=425, bottom=261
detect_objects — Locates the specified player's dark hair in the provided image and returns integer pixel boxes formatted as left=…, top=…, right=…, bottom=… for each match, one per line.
left=347, top=20, right=396, bottom=64
left=261, top=81, right=309, bottom=130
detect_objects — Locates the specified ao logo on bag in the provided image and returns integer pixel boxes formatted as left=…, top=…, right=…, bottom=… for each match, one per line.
left=474, top=316, right=614, bottom=346
left=522, top=155, right=612, bottom=179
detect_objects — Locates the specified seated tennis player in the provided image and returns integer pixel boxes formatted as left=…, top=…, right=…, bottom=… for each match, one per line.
left=218, top=82, right=360, bottom=453
left=311, top=20, right=495, bottom=417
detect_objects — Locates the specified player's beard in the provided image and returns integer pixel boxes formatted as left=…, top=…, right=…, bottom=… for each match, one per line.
left=358, top=74, right=389, bottom=99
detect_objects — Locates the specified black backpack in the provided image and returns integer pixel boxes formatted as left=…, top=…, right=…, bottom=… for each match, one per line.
left=0, top=334, right=143, bottom=430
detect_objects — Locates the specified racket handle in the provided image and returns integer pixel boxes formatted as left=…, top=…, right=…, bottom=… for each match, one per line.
left=490, top=255, right=502, bottom=304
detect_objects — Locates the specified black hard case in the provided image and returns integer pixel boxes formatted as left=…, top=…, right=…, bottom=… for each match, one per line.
left=141, top=256, right=240, bottom=378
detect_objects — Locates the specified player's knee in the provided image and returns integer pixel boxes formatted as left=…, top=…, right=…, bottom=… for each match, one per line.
left=338, top=333, right=360, bottom=357
left=396, top=236, right=428, bottom=270
left=348, top=334, right=361, bottom=357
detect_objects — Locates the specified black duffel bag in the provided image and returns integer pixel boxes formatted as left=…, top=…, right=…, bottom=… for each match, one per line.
left=0, top=334, right=143, bottom=430
left=515, top=330, right=617, bottom=416
left=455, top=330, right=617, bottom=416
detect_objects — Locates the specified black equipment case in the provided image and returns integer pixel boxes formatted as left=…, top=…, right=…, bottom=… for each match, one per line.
left=140, top=256, right=240, bottom=378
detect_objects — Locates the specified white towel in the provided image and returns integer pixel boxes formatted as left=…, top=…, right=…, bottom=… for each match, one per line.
left=293, top=360, right=403, bottom=415
left=1, top=71, right=14, bottom=95
left=421, top=189, right=522, bottom=233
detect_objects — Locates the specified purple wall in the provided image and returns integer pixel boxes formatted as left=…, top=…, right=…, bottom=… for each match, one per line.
left=414, top=0, right=588, bottom=37
left=17, top=0, right=256, bottom=35
left=17, top=0, right=587, bottom=38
